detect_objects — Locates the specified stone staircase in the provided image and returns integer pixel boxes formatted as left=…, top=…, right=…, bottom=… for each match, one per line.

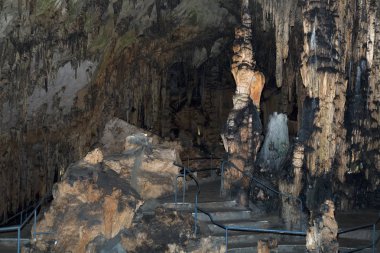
left=160, top=179, right=378, bottom=253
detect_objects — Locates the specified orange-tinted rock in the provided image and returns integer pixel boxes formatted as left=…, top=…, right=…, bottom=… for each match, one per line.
left=32, top=161, right=142, bottom=253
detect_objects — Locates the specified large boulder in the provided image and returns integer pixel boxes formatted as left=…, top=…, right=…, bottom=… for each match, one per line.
left=30, top=118, right=184, bottom=252
left=32, top=159, right=143, bottom=253
left=100, top=118, right=182, bottom=199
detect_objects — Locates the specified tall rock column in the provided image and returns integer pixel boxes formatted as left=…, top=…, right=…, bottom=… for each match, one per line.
left=300, top=0, right=348, bottom=252
left=223, top=0, right=265, bottom=202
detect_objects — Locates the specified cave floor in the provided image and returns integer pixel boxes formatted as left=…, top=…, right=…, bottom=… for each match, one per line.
left=1, top=178, right=379, bottom=252
left=157, top=178, right=380, bottom=252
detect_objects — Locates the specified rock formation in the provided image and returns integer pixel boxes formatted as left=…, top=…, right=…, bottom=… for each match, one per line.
left=251, top=0, right=379, bottom=251
left=223, top=0, right=265, bottom=200
left=306, top=200, right=339, bottom=253
left=32, top=158, right=143, bottom=252
left=99, top=118, right=182, bottom=199
left=0, top=0, right=379, bottom=252
left=29, top=118, right=197, bottom=252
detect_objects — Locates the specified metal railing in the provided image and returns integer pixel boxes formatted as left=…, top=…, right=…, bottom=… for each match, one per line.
left=173, top=161, right=306, bottom=251
left=174, top=157, right=379, bottom=253
left=183, top=155, right=222, bottom=178
left=220, top=155, right=304, bottom=230
left=174, top=155, right=222, bottom=206
left=338, top=215, right=380, bottom=253
left=196, top=205, right=307, bottom=250
left=0, top=195, right=52, bottom=253
left=174, top=163, right=200, bottom=236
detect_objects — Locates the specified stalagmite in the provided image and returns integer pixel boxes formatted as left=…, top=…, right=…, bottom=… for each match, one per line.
left=301, top=0, right=347, bottom=252
left=223, top=0, right=265, bottom=201
left=306, top=200, right=339, bottom=253
left=257, top=112, right=289, bottom=172
left=279, top=142, right=304, bottom=230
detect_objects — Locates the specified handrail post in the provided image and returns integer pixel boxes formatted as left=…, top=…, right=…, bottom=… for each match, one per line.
left=17, top=226, right=21, bottom=253
left=299, top=199, right=303, bottom=231
left=225, top=227, right=229, bottom=252
left=183, top=168, right=186, bottom=203
left=210, top=154, right=214, bottom=178
left=33, top=209, right=37, bottom=240
left=220, top=153, right=229, bottom=197
left=372, top=224, right=376, bottom=253
left=174, top=176, right=178, bottom=205
left=220, top=160, right=225, bottom=197
left=194, top=193, right=198, bottom=236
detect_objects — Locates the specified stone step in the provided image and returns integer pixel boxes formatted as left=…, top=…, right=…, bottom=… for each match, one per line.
left=162, top=200, right=244, bottom=211
left=336, top=209, right=380, bottom=241
left=227, top=245, right=373, bottom=253
left=339, top=237, right=379, bottom=250
left=208, top=234, right=305, bottom=246
left=207, top=219, right=282, bottom=234
left=194, top=210, right=253, bottom=222
left=338, top=228, right=380, bottom=241
left=227, top=244, right=304, bottom=253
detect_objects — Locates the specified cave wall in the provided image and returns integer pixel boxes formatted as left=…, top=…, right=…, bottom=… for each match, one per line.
left=0, top=0, right=238, bottom=221
left=251, top=0, right=380, bottom=210
left=0, top=0, right=379, bottom=223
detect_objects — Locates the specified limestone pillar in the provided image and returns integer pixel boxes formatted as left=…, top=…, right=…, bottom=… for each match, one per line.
left=223, top=0, right=265, bottom=202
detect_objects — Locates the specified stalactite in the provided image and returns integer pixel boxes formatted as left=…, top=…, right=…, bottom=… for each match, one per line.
left=254, top=0, right=298, bottom=88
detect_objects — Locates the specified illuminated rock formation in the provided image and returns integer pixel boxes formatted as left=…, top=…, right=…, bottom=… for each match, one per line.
left=223, top=0, right=265, bottom=200
left=301, top=1, right=347, bottom=251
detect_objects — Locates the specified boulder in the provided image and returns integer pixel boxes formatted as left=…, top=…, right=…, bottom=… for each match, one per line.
left=101, top=118, right=182, bottom=199
left=29, top=118, right=184, bottom=252
left=32, top=160, right=142, bottom=253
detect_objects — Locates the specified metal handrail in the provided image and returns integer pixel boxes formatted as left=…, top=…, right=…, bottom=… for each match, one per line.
left=339, top=216, right=380, bottom=253
left=220, top=157, right=304, bottom=230
left=183, top=157, right=222, bottom=161
left=0, top=195, right=52, bottom=253
left=173, top=162, right=306, bottom=251
left=184, top=155, right=222, bottom=179
left=173, top=163, right=200, bottom=236
left=0, top=200, right=39, bottom=226
left=197, top=206, right=307, bottom=250
left=174, top=158, right=378, bottom=252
